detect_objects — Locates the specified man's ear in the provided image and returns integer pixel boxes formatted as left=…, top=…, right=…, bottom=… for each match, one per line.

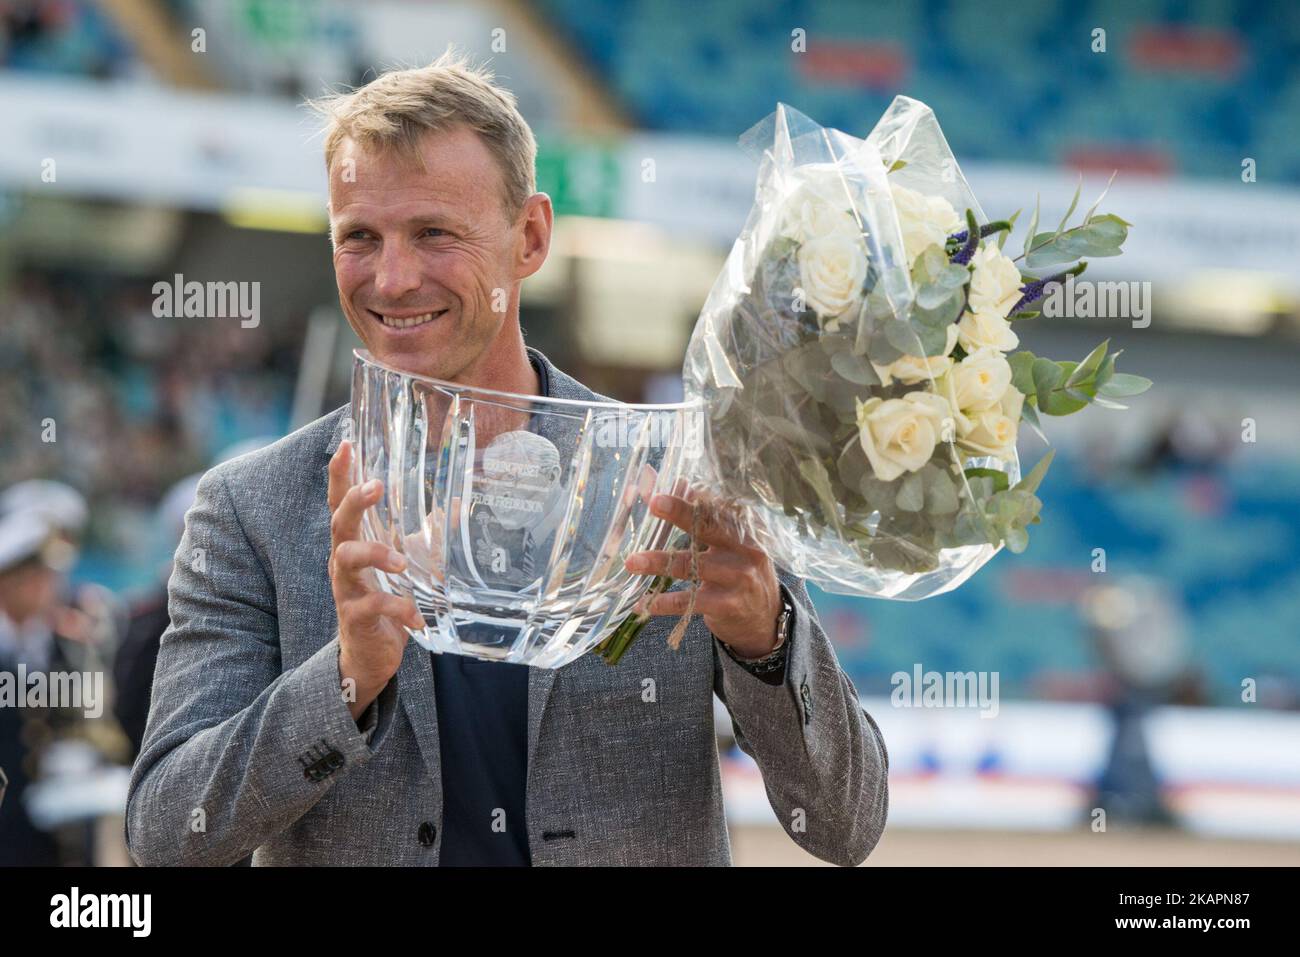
left=515, top=192, right=553, bottom=281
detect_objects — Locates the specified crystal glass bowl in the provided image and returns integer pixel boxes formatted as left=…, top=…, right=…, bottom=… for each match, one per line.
left=350, top=349, right=703, bottom=668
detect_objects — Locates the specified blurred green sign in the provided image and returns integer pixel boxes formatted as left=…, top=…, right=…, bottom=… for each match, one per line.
left=535, top=144, right=621, bottom=218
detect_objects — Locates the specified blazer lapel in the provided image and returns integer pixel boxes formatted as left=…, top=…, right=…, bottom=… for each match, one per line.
left=527, top=666, right=558, bottom=770
left=522, top=347, right=576, bottom=770
left=398, top=638, right=443, bottom=785
left=517, top=346, right=631, bottom=770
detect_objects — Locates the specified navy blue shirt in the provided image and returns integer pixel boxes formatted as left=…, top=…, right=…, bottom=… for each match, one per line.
left=432, top=350, right=549, bottom=867
left=432, top=653, right=531, bottom=865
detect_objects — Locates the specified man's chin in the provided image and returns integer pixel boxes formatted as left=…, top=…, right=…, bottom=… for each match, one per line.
left=362, top=327, right=453, bottom=378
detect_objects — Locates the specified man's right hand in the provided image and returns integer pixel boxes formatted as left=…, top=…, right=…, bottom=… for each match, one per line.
left=328, top=439, right=424, bottom=721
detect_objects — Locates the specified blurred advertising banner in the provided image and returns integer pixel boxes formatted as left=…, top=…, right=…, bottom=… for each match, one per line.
left=6, top=75, right=1299, bottom=295
left=722, top=699, right=1300, bottom=840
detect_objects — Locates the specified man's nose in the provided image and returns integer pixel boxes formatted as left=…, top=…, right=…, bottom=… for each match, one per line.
left=372, top=240, right=423, bottom=301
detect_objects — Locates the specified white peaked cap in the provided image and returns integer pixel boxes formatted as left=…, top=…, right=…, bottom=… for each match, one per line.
left=0, top=511, right=55, bottom=575
left=0, top=480, right=88, bottom=535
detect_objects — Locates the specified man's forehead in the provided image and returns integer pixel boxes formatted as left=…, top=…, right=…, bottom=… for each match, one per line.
left=331, top=128, right=500, bottom=188
left=328, top=128, right=508, bottom=221
left=328, top=192, right=472, bottom=233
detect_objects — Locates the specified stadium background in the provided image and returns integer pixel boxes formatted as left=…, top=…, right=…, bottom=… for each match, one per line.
left=1, top=0, right=1298, bottom=865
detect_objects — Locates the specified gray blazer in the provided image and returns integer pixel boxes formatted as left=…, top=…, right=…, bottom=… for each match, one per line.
left=125, top=348, right=889, bottom=866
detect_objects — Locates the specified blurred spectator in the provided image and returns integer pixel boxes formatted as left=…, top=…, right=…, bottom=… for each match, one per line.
left=0, top=0, right=135, bottom=79
left=0, top=506, right=80, bottom=864
left=0, top=269, right=301, bottom=591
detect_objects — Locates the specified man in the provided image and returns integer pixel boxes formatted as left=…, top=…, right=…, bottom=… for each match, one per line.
left=125, top=50, right=888, bottom=866
left=0, top=507, right=80, bottom=865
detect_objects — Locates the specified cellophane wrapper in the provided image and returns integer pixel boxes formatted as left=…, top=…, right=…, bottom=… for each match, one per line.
left=681, top=96, right=1020, bottom=600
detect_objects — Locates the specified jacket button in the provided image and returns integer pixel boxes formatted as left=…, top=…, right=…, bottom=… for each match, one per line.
left=417, top=822, right=437, bottom=847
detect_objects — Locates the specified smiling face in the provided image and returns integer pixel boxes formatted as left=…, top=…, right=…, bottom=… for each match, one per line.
left=329, top=125, right=551, bottom=385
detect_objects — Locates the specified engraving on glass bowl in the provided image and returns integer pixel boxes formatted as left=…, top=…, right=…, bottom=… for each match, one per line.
left=465, top=429, right=566, bottom=586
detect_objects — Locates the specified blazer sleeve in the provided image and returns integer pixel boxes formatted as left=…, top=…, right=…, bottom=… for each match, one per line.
left=712, top=565, right=889, bottom=866
left=124, top=465, right=399, bottom=866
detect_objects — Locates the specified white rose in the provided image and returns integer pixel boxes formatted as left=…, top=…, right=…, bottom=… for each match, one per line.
left=890, top=183, right=962, bottom=266
left=947, top=347, right=1014, bottom=413
left=855, top=391, right=951, bottom=482
left=798, top=232, right=868, bottom=321
left=781, top=169, right=860, bottom=243
left=966, top=243, right=1024, bottom=319
left=956, top=307, right=1020, bottom=353
left=873, top=324, right=959, bottom=386
left=957, top=386, right=1024, bottom=460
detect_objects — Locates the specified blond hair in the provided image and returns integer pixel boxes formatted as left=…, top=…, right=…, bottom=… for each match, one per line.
left=311, top=48, right=537, bottom=217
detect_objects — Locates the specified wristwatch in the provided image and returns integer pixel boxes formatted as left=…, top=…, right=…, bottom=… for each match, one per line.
left=723, top=586, right=794, bottom=677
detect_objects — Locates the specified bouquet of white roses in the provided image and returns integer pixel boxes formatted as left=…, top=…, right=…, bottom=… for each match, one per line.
left=678, top=95, right=1151, bottom=600
left=595, top=96, right=1152, bottom=664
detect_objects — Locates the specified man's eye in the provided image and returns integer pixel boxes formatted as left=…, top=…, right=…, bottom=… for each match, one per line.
left=422, top=227, right=448, bottom=238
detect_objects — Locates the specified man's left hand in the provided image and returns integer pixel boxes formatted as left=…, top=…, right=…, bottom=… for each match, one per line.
left=623, top=491, right=783, bottom=658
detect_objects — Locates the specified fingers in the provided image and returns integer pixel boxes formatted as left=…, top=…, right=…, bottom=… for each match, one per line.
left=331, top=478, right=383, bottom=551
left=328, top=440, right=424, bottom=648
left=333, top=540, right=406, bottom=586
left=647, top=490, right=755, bottom=553
left=642, top=582, right=738, bottom=620
left=625, top=547, right=748, bottom=586
left=328, top=440, right=354, bottom=512
left=339, top=589, right=424, bottom=633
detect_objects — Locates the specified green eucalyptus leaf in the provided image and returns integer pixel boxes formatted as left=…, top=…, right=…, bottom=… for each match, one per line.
left=924, top=465, right=960, bottom=514
left=1003, top=524, right=1030, bottom=553
left=1022, top=194, right=1041, bottom=261
left=1082, top=170, right=1118, bottom=224
left=837, top=434, right=869, bottom=489
left=1008, top=351, right=1038, bottom=397
left=1055, top=175, right=1083, bottom=237
left=797, top=456, right=844, bottom=532
left=885, top=317, right=924, bottom=356
left=916, top=280, right=957, bottom=311
left=952, top=503, right=998, bottom=546
left=1031, top=357, right=1064, bottom=404
left=1067, top=339, right=1110, bottom=388
left=963, top=467, right=1010, bottom=493
left=999, top=209, right=1021, bottom=251
left=1025, top=214, right=1129, bottom=268
left=1018, top=399, right=1049, bottom=444
left=830, top=348, right=880, bottom=386
left=1014, top=448, right=1055, bottom=495
left=1036, top=360, right=1089, bottom=415
left=1093, top=351, right=1118, bottom=392
left=896, top=471, right=925, bottom=512
left=764, top=413, right=829, bottom=453
left=1098, top=372, right=1153, bottom=398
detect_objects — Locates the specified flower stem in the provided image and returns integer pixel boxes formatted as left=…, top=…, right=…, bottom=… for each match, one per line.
left=596, top=574, right=674, bottom=665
